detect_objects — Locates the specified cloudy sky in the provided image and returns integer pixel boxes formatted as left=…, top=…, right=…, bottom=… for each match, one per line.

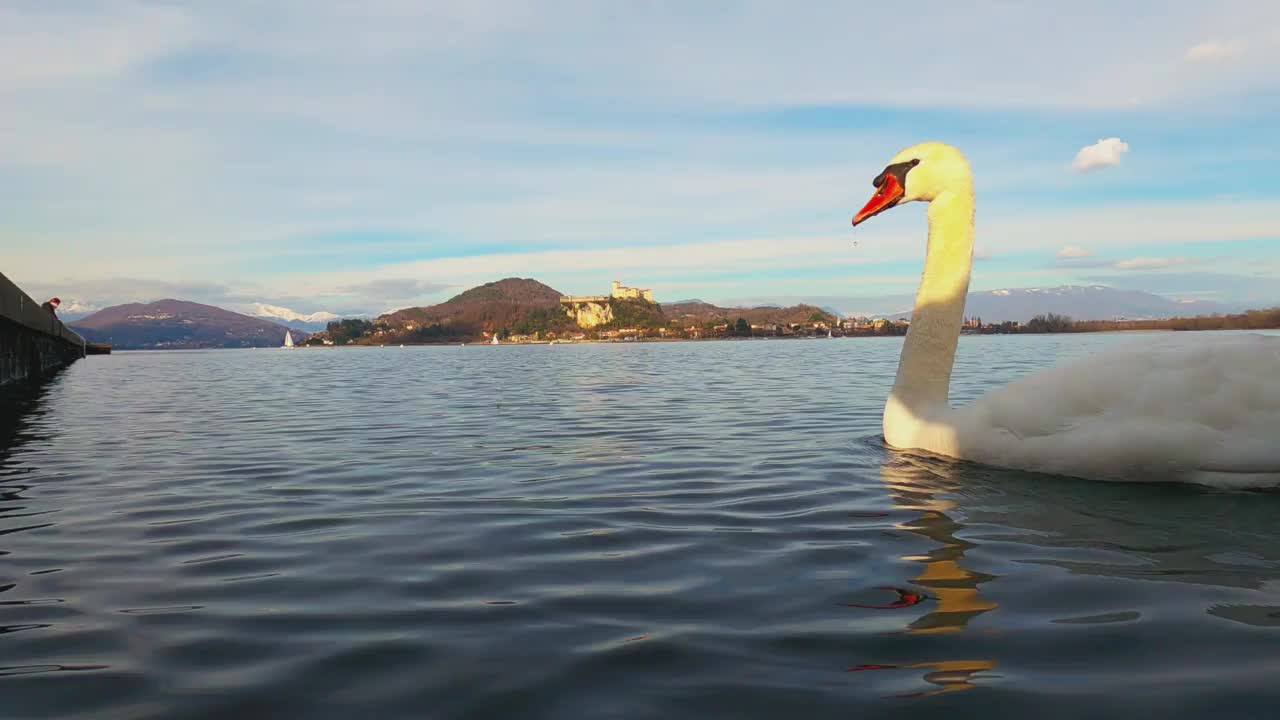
left=3, top=1, right=1278, bottom=318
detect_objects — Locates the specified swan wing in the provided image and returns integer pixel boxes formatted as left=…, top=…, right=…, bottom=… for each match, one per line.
left=953, top=333, right=1280, bottom=488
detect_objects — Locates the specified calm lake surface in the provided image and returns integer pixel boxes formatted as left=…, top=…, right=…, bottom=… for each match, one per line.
left=4, top=334, right=1279, bottom=719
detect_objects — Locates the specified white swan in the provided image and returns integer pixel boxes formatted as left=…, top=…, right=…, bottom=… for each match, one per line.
left=852, top=142, right=1280, bottom=488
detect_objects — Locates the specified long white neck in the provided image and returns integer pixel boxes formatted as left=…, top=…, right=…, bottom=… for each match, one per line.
left=883, top=188, right=974, bottom=449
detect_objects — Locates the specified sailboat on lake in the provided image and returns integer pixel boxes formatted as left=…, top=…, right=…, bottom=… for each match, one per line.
left=283, top=331, right=295, bottom=349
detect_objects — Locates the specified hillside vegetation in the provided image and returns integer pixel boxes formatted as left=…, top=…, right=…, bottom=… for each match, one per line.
left=373, top=278, right=575, bottom=341
left=664, top=301, right=838, bottom=327
left=1005, top=308, right=1280, bottom=334
left=320, top=278, right=841, bottom=344
left=71, top=299, right=300, bottom=349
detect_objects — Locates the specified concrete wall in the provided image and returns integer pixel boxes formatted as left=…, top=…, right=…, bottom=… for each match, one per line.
left=1, top=271, right=86, bottom=386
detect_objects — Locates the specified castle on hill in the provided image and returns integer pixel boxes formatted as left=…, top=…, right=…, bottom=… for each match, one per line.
left=559, top=280, right=654, bottom=305
left=607, top=280, right=654, bottom=302
left=560, top=280, right=655, bottom=328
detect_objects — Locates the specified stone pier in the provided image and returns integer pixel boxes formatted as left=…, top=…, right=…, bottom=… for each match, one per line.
left=1, top=271, right=86, bottom=386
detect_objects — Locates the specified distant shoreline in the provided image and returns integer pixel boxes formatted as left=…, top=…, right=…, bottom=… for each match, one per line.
left=96, top=324, right=1280, bottom=351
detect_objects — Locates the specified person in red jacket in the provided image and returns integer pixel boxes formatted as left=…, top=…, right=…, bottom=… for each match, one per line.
left=41, top=297, right=61, bottom=315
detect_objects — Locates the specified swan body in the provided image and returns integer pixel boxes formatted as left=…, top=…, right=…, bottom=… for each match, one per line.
left=854, top=142, right=1280, bottom=488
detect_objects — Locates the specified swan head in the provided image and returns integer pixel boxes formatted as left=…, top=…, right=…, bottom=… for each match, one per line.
left=852, top=142, right=972, bottom=226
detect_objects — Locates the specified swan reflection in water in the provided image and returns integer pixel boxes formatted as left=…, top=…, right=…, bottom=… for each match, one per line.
left=846, top=453, right=998, bottom=697
left=860, top=450, right=1280, bottom=698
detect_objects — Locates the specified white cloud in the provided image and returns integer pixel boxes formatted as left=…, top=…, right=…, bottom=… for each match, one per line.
left=12, top=196, right=1278, bottom=313
left=1113, top=256, right=1191, bottom=271
left=987, top=200, right=1279, bottom=254
left=5, top=4, right=1280, bottom=310
left=250, top=303, right=340, bottom=323
left=1057, top=245, right=1092, bottom=259
left=275, top=197, right=1277, bottom=299
left=1071, top=138, right=1130, bottom=172
left=0, top=4, right=192, bottom=92
left=1186, top=40, right=1244, bottom=62
left=15, top=275, right=385, bottom=318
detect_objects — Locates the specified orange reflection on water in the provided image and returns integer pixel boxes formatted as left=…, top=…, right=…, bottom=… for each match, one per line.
left=880, top=455, right=998, bottom=635
left=850, top=454, right=1001, bottom=695
left=847, top=659, right=997, bottom=698
left=902, top=659, right=998, bottom=697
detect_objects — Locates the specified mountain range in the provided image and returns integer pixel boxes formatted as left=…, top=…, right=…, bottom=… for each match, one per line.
left=943, top=286, right=1232, bottom=323
left=726, top=285, right=1240, bottom=323
left=70, top=300, right=305, bottom=349
left=248, top=303, right=341, bottom=333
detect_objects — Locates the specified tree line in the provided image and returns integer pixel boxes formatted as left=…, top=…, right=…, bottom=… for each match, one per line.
left=1016, top=308, right=1280, bottom=334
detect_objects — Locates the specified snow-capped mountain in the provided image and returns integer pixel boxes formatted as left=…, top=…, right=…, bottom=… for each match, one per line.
left=723, top=286, right=1241, bottom=323
left=52, top=299, right=102, bottom=323
left=248, top=303, right=341, bottom=332
left=70, top=300, right=303, bottom=349
left=951, top=286, right=1234, bottom=323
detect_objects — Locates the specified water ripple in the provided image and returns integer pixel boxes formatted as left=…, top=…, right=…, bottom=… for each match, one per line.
left=2, top=336, right=1279, bottom=718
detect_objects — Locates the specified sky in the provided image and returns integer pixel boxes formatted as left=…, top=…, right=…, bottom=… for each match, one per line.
left=2, top=1, right=1279, bottom=319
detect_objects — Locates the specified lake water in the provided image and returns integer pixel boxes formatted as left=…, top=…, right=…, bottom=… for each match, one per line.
left=3, top=334, right=1279, bottom=719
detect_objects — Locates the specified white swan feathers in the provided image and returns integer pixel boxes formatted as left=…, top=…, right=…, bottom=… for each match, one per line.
left=852, top=142, right=1280, bottom=488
